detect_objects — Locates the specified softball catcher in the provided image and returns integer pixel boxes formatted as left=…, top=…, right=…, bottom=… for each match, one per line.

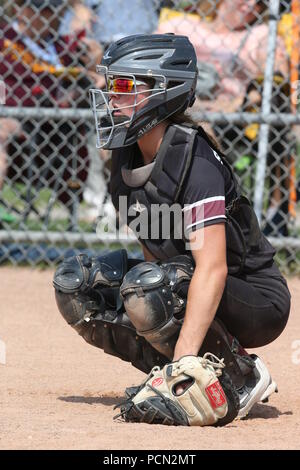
left=53, top=34, right=291, bottom=426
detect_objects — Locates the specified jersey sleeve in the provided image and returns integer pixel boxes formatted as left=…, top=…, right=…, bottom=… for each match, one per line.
left=180, top=156, right=226, bottom=238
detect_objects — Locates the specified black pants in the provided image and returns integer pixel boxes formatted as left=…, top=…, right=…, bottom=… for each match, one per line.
left=128, top=258, right=291, bottom=350
left=216, top=269, right=290, bottom=348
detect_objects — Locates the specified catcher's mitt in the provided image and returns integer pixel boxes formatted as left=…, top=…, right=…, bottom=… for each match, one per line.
left=115, top=353, right=239, bottom=426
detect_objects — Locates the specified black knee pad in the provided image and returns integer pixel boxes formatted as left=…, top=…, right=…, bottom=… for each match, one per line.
left=54, top=290, right=104, bottom=327
left=120, top=256, right=252, bottom=389
left=53, top=249, right=128, bottom=326
left=120, top=255, right=194, bottom=358
left=55, top=290, right=168, bottom=374
left=53, top=249, right=128, bottom=295
left=53, top=250, right=170, bottom=373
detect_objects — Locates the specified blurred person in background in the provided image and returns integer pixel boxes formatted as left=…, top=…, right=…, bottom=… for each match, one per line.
left=157, top=0, right=288, bottom=112
left=157, top=0, right=291, bottom=237
left=0, top=119, right=21, bottom=189
left=0, top=0, right=104, bottom=220
left=58, top=0, right=159, bottom=222
left=60, top=0, right=159, bottom=48
left=0, top=0, right=104, bottom=105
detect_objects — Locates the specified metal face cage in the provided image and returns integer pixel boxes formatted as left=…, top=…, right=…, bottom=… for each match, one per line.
left=89, top=65, right=167, bottom=148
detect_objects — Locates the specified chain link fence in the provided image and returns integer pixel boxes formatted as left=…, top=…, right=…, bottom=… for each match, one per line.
left=0, top=0, right=299, bottom=273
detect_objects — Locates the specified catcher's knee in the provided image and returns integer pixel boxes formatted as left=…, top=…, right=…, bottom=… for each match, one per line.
left=53, top=250, right=169, bottom=373
left=53, top=249, right=128, bottom=327
left=120, top=255, right=194, bottom=358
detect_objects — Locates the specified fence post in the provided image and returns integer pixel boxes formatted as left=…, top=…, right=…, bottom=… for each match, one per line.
left=253, top=0, right=281, bottom=224
left=0, top=79, right=6, bottom=105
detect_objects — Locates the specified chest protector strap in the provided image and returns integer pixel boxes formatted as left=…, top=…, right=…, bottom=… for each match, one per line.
left=142, top=125, right=198, bottom=259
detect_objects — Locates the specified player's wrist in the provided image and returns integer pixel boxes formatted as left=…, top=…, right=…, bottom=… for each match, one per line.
left=173, top=339, right=199, bottom=362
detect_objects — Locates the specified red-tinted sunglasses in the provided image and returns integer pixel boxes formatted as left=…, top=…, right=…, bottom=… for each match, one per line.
left=107, top=77, right=148, bottom=93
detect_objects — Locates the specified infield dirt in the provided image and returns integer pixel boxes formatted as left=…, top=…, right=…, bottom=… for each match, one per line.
left=0, top=267, right=299, bottom=450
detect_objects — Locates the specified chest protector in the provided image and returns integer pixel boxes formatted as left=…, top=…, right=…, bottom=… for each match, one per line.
left=110, top=124, right=275, bottom=275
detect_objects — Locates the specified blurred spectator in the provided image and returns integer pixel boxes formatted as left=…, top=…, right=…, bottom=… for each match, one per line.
left=59, top=0, right=159, bottom=222
left=157, top=0, right=288, bottom=112
left=1, top=0, right=103, bottom=107
left=0, top=0, right=104, bottom=217
left=60, top=0, right=158, bottom=48
left=0, top=118, right=21, bottom=189
left=160, top=0, right=221, bottom=20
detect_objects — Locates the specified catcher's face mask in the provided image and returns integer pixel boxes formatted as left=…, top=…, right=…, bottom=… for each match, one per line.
left=89, top=65, right=166, bottom=149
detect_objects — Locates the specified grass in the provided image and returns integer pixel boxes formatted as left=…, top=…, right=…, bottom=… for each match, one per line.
left=0, top=183, right=97, bottom=232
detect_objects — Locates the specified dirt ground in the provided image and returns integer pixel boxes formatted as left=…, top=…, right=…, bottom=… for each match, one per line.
left=0, top=266, right=300, bottom=450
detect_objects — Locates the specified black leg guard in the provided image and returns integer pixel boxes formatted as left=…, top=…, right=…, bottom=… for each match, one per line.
left=53, top=249, right=169, bottom=374
left=54, top=290, right=168, bottom=374
left=120, top=257, right=193, bottom=359
left=120, top=256, right=254, bottom=389
left=199, top=319, right=254, bottom=389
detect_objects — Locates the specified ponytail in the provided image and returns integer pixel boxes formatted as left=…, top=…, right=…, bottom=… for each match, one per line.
left=168, top=112, right=227, bottom=159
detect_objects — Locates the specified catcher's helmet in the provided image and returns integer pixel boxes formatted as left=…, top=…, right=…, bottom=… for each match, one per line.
left=89, top=34, right=198, bottom=149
